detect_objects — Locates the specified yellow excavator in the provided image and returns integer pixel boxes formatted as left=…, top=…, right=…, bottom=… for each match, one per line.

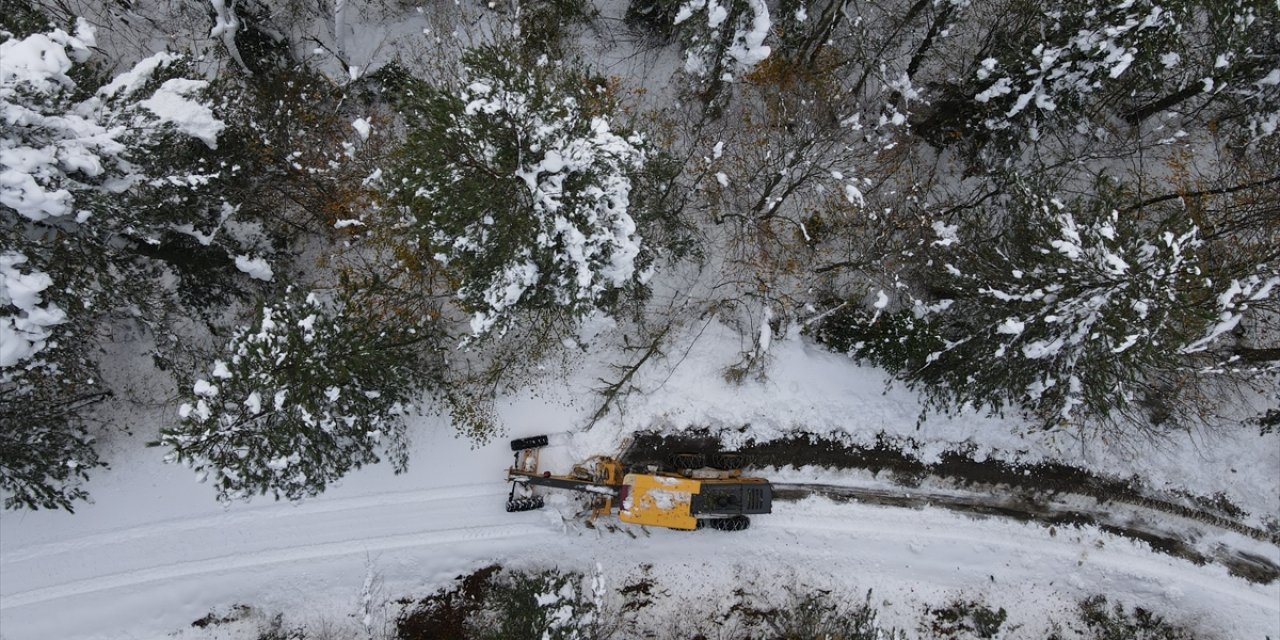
left=505, top=435, right=772, bottom=531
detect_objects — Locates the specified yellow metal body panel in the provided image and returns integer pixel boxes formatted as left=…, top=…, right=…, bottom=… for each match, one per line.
left=618, top=473, right=702, bottom=531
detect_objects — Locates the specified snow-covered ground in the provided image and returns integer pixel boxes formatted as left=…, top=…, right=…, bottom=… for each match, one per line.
left=2, top=324, right=1277, bottom=639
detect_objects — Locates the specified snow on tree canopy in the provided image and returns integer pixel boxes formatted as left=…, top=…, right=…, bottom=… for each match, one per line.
left=0, top=251, right=66, bottom=369
left=841, top=181, right=1263, bottom=429
left=675, top=0, right=773, bottom=79
left=160, top=289, right=427, bottom=502
left=960, top=197, right=1207, bottom=421
left=965, top=0, right=1280, bottom=140
left=1, top=28, right=225, bottom=222
left=970, top=0, right=1177, bottom=129
left=1, top=19, right=233, bottom=512
left=392, top=47, right=650, bottom=336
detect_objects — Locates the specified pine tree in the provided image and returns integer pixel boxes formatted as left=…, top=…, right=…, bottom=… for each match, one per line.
left=959, top=0, right=1279, bottom=144
left=387, top=45, right=655, bottom=337
left=0, top=252, right=103, bottom=510
left=673, top=0, right=774, bottom=83
left=830, top=178, right=1277, bottom=429
left=158, top=288, right=436, bottom=502
left=1, top=16, right=239, bottom=509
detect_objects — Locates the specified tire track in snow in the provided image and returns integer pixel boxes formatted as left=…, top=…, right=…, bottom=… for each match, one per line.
left=1, top=521, right=546, bottom=610
left=3, top=483, right=1275, bottom=633
left=1, top=482, right=533, bottom=612
left=752, top=505, right=1280, bottom=615
left=1, top=483, right=503, bottom=564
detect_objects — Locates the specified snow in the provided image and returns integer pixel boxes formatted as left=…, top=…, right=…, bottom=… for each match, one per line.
left=1108, top=50, right=1135, bottom=78
left=2, top=23, right=223, bottom=230
left=233, top=255, right=274, bottom=281
left=0, top=251, right=67, bottom=368
left=996, top=318, right=1025, bottom=335
left=193, top=379, right=219, bottom=397
left=2, top=317, right=1277, bottom=638
left=678, top=0, right=772, bottom=77
left=97, top=52, right=181, bottom=99
left=244, top=392, right=262, bottom=414
left=139, top=79, right=225, bottom=149
left=444, top=68, right=647, bottom=335
left=351, top=117, right=371, bottom=141
left=1111, top=334, right=1140, bottom=354
left=844, top=182, right=865, bottom=207
left=757, top=306, right=774, bottom=354
left=208, top=0, right=249, bottom=73
left=706, top=1, right=728, bottom=29
left=974, top=76, right=1012, bottom=102
left=2, top=3, right=1278, bottom=638
left=1183, top=275, right=1280, bottom=353
left=646, top=488, right=689, bottom=510
left=931, top=220, right=959, bottom=246
left=1022, top=337, right=1065, bottom=359
left=471, top=260, right=540, bottom=335
left=725, top=0, right=772, bottom=69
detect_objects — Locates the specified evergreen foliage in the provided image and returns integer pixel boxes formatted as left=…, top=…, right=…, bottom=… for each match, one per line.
left=397, top=566, right=609, bottom=640
left=388, top=45, right=653, bottom=337
left=930, top=0, right=1280, bottom=149
left=158, top=288, right=435, bottom=502
left=474, top=569, right=606, bottom=640
left=824, top=180, right=1275, bottom=428
left=673, top=0, right=774, bottom=82
left=0, top=325, right=102, bottom=511
left=1, top=15, right=247, bottom=509
left=517, top=0, right=596, bottom=57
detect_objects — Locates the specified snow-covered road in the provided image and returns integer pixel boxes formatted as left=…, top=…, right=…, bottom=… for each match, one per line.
left=3, top=448, right=1277, bottom=639
left=3, top=328, right=1277, bottom=639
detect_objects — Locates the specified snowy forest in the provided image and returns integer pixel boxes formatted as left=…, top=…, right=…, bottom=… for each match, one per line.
left=3, top=0, right=1276, bottom=513
left=3, top=0, right=1279, bottom=637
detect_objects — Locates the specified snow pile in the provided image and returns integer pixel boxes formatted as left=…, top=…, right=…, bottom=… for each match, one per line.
left=233, top=254, right=274, bottom=281
left=351, top=117, right=372, bottom=140
left=137, top=79, right=225, bottom=148
left=2, top=22, right=226, bottom=375
left=1, top=20, right=102, bottom=221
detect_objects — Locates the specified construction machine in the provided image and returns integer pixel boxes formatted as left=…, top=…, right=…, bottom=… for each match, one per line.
left=504, top=435, right=772, bottom=531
